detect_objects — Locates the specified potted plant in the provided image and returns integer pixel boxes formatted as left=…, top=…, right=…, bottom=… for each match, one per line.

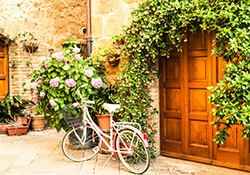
left=92, top=81, right=118, bottom=151
left=19, top=31, right=40, bottom=53
left=111, top=34, right=125, bottom=46
left=31, top=114, right=45, bottom=131
left=94, top=81, right=118, bottom=131
left=90, top=44, right=120, bottom=68
left=0, top=93, right=34, bottom=136
left=62, top=38, right=83, bottom=49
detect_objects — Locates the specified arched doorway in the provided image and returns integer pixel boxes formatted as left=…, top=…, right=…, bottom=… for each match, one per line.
left=0, top=39, right=9, bottom=101
left=159, top=31, right=250, bottom=170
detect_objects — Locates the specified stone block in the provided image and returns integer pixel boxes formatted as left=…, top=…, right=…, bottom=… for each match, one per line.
left=52, top=0, right=65, bottom=11
left=104, top=10, right=129, bottom=37
left=93, top=0, right=120, bottom=15
left=123, top=0, right=145, bottom=4
left=92, top=16, right=103, bottom=38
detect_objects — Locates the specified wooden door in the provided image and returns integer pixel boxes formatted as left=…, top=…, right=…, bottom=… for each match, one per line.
left=160, top=32, right=250, bottom=170
left=0, top=40, right=8, bottom=101
left=183, top=32, right=213, bottom=162
left=212, top=57, right=249, bottom=170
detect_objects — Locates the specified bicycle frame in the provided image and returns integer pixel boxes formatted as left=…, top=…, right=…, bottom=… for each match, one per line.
left=73, top=85, right=149, bottom=154
left=79, top=104, right=131, bottom=154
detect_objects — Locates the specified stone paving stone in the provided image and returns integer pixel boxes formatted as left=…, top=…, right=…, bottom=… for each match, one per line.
left=0, top=154, right=19, bottom=171
left=12, top=152, right=38, bottom=166
left=94, top=154, right=120, bottom=175
left=80, top=157, right=97, bottom=175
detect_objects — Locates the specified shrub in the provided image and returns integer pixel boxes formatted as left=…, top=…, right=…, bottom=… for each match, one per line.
left=30, top=39, right=107, bottom=131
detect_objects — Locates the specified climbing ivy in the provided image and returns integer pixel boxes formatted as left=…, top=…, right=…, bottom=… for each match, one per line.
left=116, top=0, right=250, bottom=156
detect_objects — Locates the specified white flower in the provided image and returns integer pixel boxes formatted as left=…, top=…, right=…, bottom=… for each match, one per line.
left=63, top=64, right=70, bottom=70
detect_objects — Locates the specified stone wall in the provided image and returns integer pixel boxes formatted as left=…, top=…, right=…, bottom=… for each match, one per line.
left=91, top=0, right=144, bottom=46
left=91, top=0, right=144, bottom=84
left=0, top=0, right=87, bottom=102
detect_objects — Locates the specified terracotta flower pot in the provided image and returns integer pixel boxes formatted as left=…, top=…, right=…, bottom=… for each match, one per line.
left=95, top=114, right=110, bottom=131
left=96, top=114, right=110, bottom=152
left=31, top=115, right=45, bottom=131
left=115, top=40, right=123, bottom=46
left=7, top=126, right=29, bottom=136
left=0, top=124, right=8, bottom=134
left=107, top=54, right=120, bottom=67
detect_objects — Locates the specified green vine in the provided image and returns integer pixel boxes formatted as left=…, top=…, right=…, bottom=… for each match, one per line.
left=117, top=0, right=250, bottom=157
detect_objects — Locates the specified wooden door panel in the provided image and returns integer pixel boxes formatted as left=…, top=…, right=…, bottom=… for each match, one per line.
left=165, top=58, right=180, bottom=81
left=185, top=32, right=211, bottom=159
left=189, top=57, right=207, bottom=82
left=165, top=89, right=181, bottom=111
left=215, top=126, right=241, bottom=164
left=188, top=32, right=207, bottom=51
left=160, top=52, right=183, bottom=154
left=190, top=89, right=208, bottom=113
left=213, top=56, right=246, bottom=165
left=0, top=40, right=8, bottom=101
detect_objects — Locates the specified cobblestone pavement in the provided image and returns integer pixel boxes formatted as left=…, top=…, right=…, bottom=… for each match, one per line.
left=0, top=128, right=249, bottom=175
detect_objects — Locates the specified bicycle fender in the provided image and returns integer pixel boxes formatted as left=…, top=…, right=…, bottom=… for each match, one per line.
left=114, top=126, right=149, bottom=150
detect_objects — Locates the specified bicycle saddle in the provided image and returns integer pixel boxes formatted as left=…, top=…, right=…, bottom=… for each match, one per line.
left=103, top=103, right=120, bottom=113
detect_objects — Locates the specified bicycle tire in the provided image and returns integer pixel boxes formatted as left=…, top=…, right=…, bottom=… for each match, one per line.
left=116, top=129, right=150, bottom=174
left=62, top=125, right=102, bottom=161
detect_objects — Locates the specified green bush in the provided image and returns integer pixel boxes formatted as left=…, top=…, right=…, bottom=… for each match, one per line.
left=30, top=39, right=107, bottom=131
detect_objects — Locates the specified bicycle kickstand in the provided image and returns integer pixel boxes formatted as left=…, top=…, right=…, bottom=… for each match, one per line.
left=101, top=152, right=114, bottom=170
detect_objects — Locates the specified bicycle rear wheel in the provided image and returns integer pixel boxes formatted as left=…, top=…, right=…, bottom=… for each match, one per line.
left=116, top=129, right=150, bottom=174
left=62, top=125, right=102, bottom=161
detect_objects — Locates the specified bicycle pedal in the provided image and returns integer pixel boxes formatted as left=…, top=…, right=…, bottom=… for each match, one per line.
left=92, top=146, right=99, bottom=153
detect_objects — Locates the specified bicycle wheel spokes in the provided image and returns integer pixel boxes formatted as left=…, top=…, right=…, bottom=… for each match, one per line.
left=62, top=125, right=102, bottom=161
left=116, top=129, right=150, bottom=174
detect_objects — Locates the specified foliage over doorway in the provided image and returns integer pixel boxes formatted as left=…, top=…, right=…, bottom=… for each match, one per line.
left=117, top=0, right=250, bottom=154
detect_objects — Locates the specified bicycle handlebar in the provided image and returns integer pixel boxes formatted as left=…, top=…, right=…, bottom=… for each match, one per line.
left=74, top=84, right=95, bottom=105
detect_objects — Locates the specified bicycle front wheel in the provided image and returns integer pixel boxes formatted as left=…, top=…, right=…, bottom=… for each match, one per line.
left=62, top=125, right=102, bottom=161
left=116, top=129, right=150, bottom=174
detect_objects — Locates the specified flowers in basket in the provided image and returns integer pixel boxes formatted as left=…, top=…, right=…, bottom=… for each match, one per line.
left=30, top=39, right=107, bottom=131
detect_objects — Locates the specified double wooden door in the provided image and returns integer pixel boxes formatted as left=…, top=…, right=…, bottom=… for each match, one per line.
left=160, top=32, right=250, bottom=171
left=0, top=39, right=8, bottom=101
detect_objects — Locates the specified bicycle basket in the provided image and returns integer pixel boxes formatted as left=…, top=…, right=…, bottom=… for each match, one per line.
left=62, top=103, right=83, bottom=128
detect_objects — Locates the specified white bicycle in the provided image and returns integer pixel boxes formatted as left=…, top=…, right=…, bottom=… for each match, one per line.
left=61, top=84, right=150, bottom=174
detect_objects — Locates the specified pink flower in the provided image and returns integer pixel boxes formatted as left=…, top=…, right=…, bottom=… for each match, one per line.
left=38, top=80, right=44, bottom=86
left=33, top=95, right=40, bottom=104
left=49, top=99, right=57, bottom=107
left=49, top=77, right=60, bottom=87
left=38, top=65, right=43, bottom=71
left=53, top=52, right=64, bottom=62
left=91, top=78, right=102, bottom=88
left=74, top=54, right=81, bottom=58
left=40, top=92, right=45, bottom=97
left=66, top=50, right=70, bottom=54
left=31, top=82, right=38, bottom=90
left=65, top=78, right=76, bottom=88
left=45, top=61, right=50, bottom=68
left=73, top=47, right=80, bottom=54
left=84, top=70, right=93, bottom=78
